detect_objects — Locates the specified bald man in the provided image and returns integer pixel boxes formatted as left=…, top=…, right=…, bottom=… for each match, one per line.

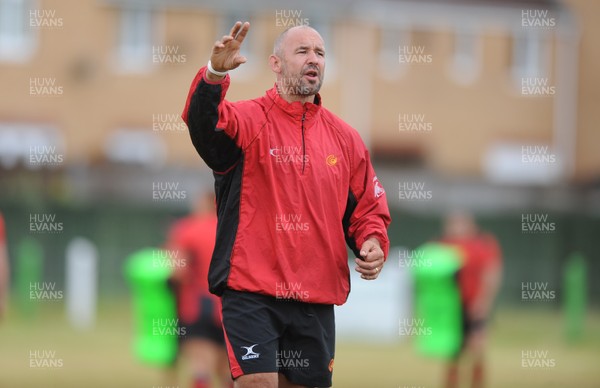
left=182, top=22, right=391, bottom=388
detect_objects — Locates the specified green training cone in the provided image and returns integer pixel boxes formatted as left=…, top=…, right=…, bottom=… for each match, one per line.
left=124, top=248, right=178, bottom=366
left=412, top=242, right=463, bottom=359
left=15, top=237, right=43, bottom=319
left=563, top=252, right=587, bottom=342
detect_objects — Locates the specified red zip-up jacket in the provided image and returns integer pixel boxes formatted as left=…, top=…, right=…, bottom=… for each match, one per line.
left=182, top=67, right=391, bottom=305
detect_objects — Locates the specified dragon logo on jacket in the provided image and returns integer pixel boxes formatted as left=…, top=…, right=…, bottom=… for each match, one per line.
left=373, top=176, right=385, bottom=198
left=325, top=154, right=338, bottom=167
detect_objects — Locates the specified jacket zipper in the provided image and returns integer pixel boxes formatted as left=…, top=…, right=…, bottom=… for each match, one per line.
left=301, top=110, right=307, bottom=174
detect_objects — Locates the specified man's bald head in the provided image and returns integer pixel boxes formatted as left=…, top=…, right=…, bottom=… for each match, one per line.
left=273, top=25, right=323, bottom=57
left=269, top=24, right=326, bottom=103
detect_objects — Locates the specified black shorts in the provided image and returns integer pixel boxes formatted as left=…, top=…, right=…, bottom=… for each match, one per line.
left=221, top=289, right=335, bottom=387
left=178, top=295, right=225, bottom=346
left=455, top=306, right=486, bottom=356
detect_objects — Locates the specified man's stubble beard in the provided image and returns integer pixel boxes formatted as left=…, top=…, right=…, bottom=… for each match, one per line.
left=279, top=61, right=323, bottom=97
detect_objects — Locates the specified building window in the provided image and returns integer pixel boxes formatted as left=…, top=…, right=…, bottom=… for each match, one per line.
left=0, top=0, right=35, bottom=62
left=0, top=123, right=64, bottom=169
left=448, top=27, right=481, bottom=85
left=378, top=26, right=410, bottom=80
left=511, top=29, right=550, bottom=81
left=104, top=129, right=166, bottom=169
left=484, top=142, right=560, bottom=185
left=116, top=6, right=156, bottom=73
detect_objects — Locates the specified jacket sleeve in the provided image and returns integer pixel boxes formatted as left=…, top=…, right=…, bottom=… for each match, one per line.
left=181, top=66, right=248, bottom=174
left=343, top=134, right=391, bottom=260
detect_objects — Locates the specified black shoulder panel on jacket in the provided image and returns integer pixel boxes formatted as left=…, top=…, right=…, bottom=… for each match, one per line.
left=187, top=79, right=242, bottom=173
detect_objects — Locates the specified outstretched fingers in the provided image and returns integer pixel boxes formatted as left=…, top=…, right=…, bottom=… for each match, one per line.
left=210, top=21, right=250, bottom=73
left=234, top=21, right=250, bottom=43
left=229, top=21, right=243, bottom=38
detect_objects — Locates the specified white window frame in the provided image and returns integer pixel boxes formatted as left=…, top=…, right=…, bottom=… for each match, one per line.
left=378, top=26, right=411, bottom=80
left=104, top=128, right=166, bottom=169
left=0, top=0, right=36, bottom=62
left=448, top=26, right=481, bottom=85
left=115, top=5, right=159, bottom=73
left=511, top=29, right=551, bottom=83
left=0, top=122, right=64, bottom=169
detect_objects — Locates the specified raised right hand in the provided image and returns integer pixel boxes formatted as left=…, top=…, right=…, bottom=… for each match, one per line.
left=209, top=21, right=250, bottom=74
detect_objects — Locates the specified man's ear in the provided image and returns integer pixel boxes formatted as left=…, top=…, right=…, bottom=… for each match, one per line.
left=269, top=54, right=281, bottom=74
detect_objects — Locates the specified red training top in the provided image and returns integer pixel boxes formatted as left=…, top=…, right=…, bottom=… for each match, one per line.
left=182, top=67, right=391, bottom=305
left=166, top=214, right=219, bottom=324
left=441, top=233, right=501, bottom=309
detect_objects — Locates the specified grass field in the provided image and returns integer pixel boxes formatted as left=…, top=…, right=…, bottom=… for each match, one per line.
left=1, top=301, right=599, bottom=388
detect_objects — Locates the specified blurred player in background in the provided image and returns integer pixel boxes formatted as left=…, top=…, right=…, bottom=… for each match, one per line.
left=166, top=192, right=232, bottom=388
left=0, top=213, right=8, bottom=321
left=440, top=211, right=503, bottom=388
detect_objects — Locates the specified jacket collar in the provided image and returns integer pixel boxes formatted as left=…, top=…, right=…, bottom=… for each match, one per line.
left=266, top=85, right=321, bottom=121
